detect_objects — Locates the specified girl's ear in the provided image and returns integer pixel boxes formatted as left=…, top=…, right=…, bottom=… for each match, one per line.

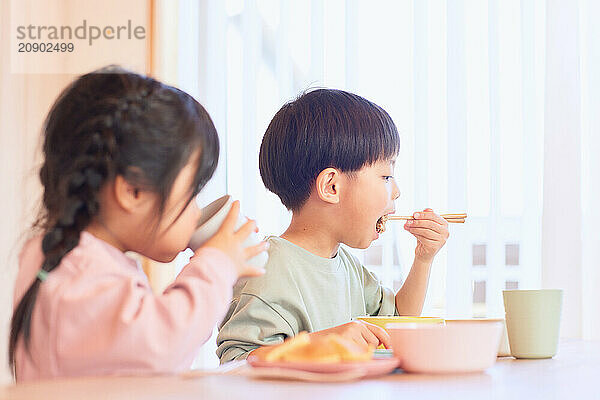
left=315, top=168, right=341, bottom=204
left=113, top=175, right=146, bottom=212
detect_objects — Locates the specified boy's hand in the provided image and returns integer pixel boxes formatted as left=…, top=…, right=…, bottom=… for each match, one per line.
left=404, top=208, right=449, bottom=263
left=200, top=200, right=268, bottom=278
left=309, top=320, right=391, bottom=349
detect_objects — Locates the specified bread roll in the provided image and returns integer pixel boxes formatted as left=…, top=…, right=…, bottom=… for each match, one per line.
left=262, top=332, right=374, bottom=363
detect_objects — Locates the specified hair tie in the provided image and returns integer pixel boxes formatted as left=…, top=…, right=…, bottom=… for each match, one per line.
left=36, top=269, right=48, bottom=282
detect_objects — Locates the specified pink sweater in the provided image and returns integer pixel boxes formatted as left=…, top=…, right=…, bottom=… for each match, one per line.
left=13, top=231, right=238, bottom=381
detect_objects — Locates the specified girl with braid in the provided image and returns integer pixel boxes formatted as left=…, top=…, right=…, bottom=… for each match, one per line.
left=9, top=66, right=267, bottom=381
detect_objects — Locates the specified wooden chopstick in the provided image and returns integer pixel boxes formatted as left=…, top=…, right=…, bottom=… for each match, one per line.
left=386, top=213, right=467, bottom=223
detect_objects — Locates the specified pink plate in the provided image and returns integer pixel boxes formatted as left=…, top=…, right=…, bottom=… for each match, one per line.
left=247, top=355, right=400, bottom=378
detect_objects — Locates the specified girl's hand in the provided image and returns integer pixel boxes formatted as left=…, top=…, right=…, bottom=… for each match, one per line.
left=309, top=320, right=391, bottom=349
left=404, top=208, right=449, bottom=263
left=200, top=200, right=268, bottom=278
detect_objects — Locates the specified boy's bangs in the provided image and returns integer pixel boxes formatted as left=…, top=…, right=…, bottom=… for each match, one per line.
left=360, top=103, right=400, bottom=166
left=324, top=93, right=400, bottom=171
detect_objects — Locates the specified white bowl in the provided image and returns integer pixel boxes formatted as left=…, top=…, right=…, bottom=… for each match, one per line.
left=388, top=321, right=502, bottom=373
left=188, top=195, right=268, bottom=268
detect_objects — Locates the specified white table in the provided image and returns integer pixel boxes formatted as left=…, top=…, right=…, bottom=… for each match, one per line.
left=2, top=340, right=599, bottom=400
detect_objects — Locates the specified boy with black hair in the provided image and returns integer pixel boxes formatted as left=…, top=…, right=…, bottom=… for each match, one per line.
left=217, top=89, right=449, bottom=363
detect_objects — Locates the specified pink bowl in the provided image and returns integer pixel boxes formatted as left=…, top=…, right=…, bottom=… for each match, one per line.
left=388, top=321, right=502, bottom=373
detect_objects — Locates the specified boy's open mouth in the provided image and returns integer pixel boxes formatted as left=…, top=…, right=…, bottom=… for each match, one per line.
left=375, top=215, right=389, bottom=234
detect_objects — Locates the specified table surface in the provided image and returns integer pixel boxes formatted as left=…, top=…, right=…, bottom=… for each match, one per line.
left=2, top=340, right=599, bottom=400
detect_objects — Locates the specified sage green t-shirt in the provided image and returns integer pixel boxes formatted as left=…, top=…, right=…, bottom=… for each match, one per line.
left=216, top=236, right=397, bottom=363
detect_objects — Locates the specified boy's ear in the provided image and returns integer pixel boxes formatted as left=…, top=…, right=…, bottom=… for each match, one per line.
left=113, top=175, right=145, bottom=212
left=315, top=168, right=341, bottom=204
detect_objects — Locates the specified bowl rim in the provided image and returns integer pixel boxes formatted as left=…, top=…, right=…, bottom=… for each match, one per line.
left=386, top=320, right=502, bottom=330
left=196, top=194, right=231, bottom=227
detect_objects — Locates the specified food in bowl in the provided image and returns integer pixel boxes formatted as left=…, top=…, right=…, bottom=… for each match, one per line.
left=388, top=321, right=502, bottom=373
left=260, top=332, right=375, bottom=363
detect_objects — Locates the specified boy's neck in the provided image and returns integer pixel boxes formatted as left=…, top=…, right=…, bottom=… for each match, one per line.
left=280, top=207, right=340, bottom=259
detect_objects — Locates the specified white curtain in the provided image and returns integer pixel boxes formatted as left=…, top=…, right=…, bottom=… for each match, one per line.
left=542, top=0, right=600, bottom=340
left=580, top=0, right=600, bottom=342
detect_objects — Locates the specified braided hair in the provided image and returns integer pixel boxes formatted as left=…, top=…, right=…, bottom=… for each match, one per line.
left=9, top=65, right=219, bottom=371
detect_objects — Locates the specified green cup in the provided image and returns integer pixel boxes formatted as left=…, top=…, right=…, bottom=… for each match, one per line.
left=503, top=289, right=563, bottom=359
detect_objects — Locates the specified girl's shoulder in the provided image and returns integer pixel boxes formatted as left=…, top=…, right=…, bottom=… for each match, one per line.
left=15, top=232, right=144, bottom=303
